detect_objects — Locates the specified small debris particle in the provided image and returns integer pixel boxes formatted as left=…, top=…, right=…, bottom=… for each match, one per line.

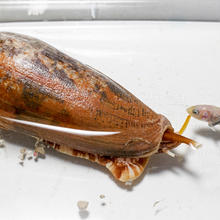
left=20, top=148, right=26, bottom=155
left=34, top=139, right=46, bottom=160
left=101, top=202, right=106, bottom=206
left=154, top=207, right=166, bottom=216
left=33, top=151, right=39, bottom=161
left=153, top=199, right=166, bottom=215
left=77, top=201, right=89, bottom=210
left=35, top=146, right=45, bottom=155
left=26, top=150, right=33, bottom=160
left=153, top=200, right=160, bottom=207
left=18, top=148, right=26, bottom=161
left=34, top=138, right=46, bottom=155
left=19, top=161, right=24, bottom=166
left=99, top=194, right=105, bottom=199
left=155, top=208, right=162, bottom=215
left=0, top=139, right=4, bottom=147
left=17, top=141, right=46, bottom=165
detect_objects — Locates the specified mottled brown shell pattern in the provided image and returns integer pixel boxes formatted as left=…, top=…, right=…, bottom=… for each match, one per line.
left=0, top=32, right=174, bottom=158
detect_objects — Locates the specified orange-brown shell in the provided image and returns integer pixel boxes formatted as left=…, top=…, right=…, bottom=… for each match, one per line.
left=0, top=32, right=174, bottom=157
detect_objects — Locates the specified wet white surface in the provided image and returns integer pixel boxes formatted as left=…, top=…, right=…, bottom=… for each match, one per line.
left=0, top=21, right=220, bottom=220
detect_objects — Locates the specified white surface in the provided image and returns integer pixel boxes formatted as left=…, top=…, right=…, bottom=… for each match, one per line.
left=0, top=21, right=220, bottom=220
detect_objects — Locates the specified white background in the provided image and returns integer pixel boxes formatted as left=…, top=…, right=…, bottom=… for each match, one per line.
left=0, top=21, right=220, bottom=220
left=0, top=0, right=220, bottom=21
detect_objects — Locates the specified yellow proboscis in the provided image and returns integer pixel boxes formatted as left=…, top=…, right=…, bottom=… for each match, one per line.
left=178, top=115, right=191, bottom=135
